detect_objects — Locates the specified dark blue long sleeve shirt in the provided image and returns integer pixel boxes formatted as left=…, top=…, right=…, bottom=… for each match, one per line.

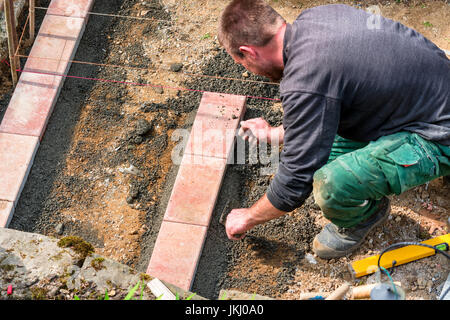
left=266, top=4, right=450, bottom=212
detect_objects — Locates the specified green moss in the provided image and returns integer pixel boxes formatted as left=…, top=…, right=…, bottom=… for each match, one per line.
left=30, top=287, right=48, bottom=300
left=0, top=264, right=15, bottom=272
left=140, top=273, right=152, bottom=282
left=91, top=257, right=105, bottom=271
left=57, top=236, right=94, bottom=259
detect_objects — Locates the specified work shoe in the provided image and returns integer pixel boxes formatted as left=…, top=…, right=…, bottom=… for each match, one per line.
left=312, top=197, right=391, bottom=259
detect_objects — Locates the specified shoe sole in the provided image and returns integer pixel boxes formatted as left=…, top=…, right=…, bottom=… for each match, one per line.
left=313, top=199, right=391, bottom=259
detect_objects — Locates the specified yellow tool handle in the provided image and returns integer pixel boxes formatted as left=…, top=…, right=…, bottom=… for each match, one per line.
left=349, top=233, right=450, bottom=278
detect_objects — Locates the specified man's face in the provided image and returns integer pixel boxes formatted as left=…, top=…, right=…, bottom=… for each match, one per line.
left=230, top=51, right=283, bottom=82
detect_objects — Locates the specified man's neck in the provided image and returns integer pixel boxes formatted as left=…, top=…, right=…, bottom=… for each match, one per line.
left=262, top=23, right=286, bottom=71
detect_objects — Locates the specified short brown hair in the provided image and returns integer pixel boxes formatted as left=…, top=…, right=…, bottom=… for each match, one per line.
left=218, top=0, right=285, bottom=57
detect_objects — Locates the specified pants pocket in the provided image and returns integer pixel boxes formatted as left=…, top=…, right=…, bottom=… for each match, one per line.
left=370, top=136, right=438, bottom=194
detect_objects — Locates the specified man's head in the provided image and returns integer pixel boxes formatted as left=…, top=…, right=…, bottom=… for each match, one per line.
left=218, top=0, right=286, bottom=81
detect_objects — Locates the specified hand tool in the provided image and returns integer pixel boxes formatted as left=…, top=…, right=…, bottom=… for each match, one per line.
left=349, top=233, right=450, bottom=278
left=351, top=281, right=401, bottom=299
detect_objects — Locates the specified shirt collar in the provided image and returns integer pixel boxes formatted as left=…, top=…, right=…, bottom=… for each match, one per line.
left=283, top=23, right=292, bottom=66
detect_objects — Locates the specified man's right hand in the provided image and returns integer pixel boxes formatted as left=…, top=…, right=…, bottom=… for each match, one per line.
left=238, top=118, right=284, bottom=145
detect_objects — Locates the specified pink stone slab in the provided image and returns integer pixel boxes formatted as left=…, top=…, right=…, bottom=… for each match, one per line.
left=0, top=80, right=60, bottom=138
left=39, top=13, right=85, bottom=40
left=184, top=92, right=246, bottom=159
left=146, top=221, right=208, bottom=291
left=163, top=154, right=227, bottom=226
left=47, top=0, right=94, bottom=18
left=0, top=201, right=14, bottom=228
left=0, top=133, right=39, bottom=204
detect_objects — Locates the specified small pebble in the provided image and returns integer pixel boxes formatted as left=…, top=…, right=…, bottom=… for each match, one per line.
left=153, top=86, right=164, bottom=94
left=169, top=63, right=183, bottom=72
left=55, top=223, right=64, bottom=235
left=305, top=253, right=317, bottom=265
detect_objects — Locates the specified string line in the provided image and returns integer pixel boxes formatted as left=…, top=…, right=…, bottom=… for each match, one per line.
left=2, top=60, right=281, bottom=102
left=34, top=6, right=179, bottom=24
left=14, top=54, right=280, bottom=86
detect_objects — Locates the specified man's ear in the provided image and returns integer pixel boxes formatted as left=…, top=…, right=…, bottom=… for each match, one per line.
left=239, top=46, right=258, bottom=60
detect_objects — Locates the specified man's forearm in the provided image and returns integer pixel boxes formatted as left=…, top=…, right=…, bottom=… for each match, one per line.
left=247, top=193, right=288, bottom=227
left=272, top=125, right=285, bottom=145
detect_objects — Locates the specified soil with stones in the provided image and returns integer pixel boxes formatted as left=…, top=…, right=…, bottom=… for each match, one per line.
left=1, top=0, right=449, bottom=300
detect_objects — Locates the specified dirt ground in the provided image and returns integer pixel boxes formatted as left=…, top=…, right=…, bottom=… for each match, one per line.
left=1, top=0, right=449, bottom=300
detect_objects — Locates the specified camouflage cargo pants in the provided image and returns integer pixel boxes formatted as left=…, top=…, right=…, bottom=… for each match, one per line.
left=313, top=132, right=450, bottom=228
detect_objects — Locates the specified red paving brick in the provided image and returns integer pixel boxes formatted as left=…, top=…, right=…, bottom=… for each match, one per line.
left=47, top=0, right=94, bottom=18
left=0, top=133, right=39, bottom=204
left=147, top=221, right=208, bottom=291
left=163, top=154, right=227, bottom=226
left=184, top=92, right=246, bottom=159
left=0, top=201, right=14, bottom=228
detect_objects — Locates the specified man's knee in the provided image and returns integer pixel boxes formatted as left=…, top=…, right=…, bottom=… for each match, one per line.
left=313, top=156, right=376, bottom=213
left=312, top=164, right=342, bottom=212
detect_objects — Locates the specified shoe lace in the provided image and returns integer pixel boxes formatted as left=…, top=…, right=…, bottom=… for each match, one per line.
left=337, top=227, right=348, bottom=233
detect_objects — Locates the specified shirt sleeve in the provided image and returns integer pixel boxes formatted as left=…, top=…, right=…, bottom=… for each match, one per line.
left=266, top=91, right=341, bottom=212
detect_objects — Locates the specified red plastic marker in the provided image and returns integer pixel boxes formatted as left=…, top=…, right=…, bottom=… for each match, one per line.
left=7, top=285, right=12, bottom=295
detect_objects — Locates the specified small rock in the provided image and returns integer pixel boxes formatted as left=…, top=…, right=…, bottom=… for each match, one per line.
left=133, top=136, right=143, bottom=145
left=242, top=71, right=249, bottom=78
left=305, top=253, right=317, bottom=265
left=395, top=216, right=402, bottom=222
left=48, top=287, right=60, bottom=297
left=128, top=186, right=139, bottom=199
left=135, top=119, right=153, bottom=136
left=153, top=86, right=164, bottom=94
left=55, top=223, right=64, bottom=235
left=126, top=195, right=135, bottom=204
left=60, top=289, right=70, bottom=295
left=169, top=63, right=183, bottom=72
left=119, top=164, right=142, bottom=177
left=109, top=290, right=116, bottom=297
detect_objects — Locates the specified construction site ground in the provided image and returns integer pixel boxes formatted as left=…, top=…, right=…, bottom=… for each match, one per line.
left=0, top=0, right=449, bottom=300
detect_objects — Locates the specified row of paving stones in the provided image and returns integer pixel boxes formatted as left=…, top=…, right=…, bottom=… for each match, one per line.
left=146, top=92, right=247, bottom=290
left=0, top=0, right=94, bottom=227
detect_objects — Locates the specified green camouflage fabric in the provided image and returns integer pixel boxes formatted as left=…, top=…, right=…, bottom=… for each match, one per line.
left=313, top=132, right=450, bottom=228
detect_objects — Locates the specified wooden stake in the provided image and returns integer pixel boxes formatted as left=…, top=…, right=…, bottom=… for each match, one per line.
left=325, top=282, right=351, bottom=300
left=4, top=0, right=18, bottom=85
left=29, top=0, right=34, bottom=41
